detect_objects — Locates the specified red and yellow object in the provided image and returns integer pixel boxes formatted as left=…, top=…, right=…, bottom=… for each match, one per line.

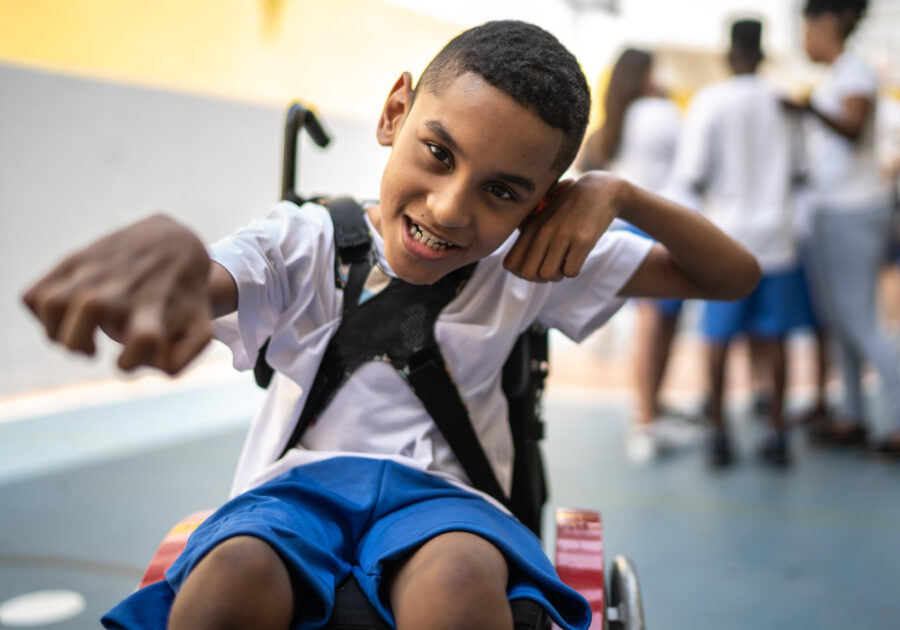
left=138, top=509, right=214, bottom=589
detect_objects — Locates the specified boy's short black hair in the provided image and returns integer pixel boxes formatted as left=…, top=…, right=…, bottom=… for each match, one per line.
left=731, top=19, right=763, bottom=56
left=415, top=20, right=591, bottom=174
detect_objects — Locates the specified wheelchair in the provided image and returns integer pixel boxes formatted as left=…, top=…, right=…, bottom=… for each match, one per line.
left=138, top=103, right=646, bottom=630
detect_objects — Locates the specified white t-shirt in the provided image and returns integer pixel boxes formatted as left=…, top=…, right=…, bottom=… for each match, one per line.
left=209, top=202, right=652, bottom=506
left=610, top=97, right=681, bottom=194
left=806, top=49, right=892, bottom=210
left=668, top=74, right=803, bottom=272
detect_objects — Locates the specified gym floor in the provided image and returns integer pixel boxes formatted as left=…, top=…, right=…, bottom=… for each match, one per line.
left=1, top=330, right=898, bottom=629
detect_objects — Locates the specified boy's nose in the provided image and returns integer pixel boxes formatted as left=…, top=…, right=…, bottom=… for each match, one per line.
left=426, top=181, right=472, bottom=230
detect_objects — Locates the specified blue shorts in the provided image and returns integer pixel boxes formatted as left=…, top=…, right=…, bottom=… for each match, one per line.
left=654, top=297, right=683, bottom=318
left=102, top=457, right=590, bottom=630
left=701, top=267, right=809, bottom=342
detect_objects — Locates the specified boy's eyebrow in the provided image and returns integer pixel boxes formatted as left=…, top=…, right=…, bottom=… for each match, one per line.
left=424, top=119, right=536, bottom=193
left=494, top=171, right=536, bottom=193
left=425, top=120, right=464, bottom=156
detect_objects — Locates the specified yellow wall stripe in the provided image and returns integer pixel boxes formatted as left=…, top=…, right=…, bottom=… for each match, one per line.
left=0, top=0, right=459, bottom=118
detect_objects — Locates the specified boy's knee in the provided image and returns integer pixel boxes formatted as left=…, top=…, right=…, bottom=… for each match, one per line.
left=170, top=535, right=294, bottom=630
left=390, top=532, right=512, bottom=630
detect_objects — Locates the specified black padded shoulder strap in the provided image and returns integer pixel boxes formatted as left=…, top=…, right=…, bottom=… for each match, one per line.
left=326, top=197, right=371, bottom=264
left=253, top=198, right=371, bottom=388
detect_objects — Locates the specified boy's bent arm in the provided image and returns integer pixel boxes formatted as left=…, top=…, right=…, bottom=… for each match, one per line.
left=22, top=214, right=237, bottom=375
left=611, top=174, right=760, bottom=300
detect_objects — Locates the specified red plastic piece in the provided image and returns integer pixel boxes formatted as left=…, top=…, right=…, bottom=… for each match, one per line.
left=554, top=508, right=605, bottom=629
left=138, top=509, right=213, bottom=589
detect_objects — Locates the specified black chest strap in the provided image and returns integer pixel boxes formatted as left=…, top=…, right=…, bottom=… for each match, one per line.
left=276, top=198, right=511, bottom=509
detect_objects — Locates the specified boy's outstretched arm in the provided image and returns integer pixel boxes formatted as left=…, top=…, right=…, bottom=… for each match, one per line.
left=21, top=214, right=238, bottom=375
left=504, top=171, right=760, bottom=300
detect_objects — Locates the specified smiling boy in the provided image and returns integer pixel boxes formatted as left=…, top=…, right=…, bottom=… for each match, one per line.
left=24, top=20, right=758, bottom=630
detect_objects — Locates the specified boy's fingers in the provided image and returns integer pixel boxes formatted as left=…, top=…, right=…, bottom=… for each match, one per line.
left=23, top=252, right=81, bottom=306
left=117, top=304, right=166, bottom=371
left=504, top=220, right=539, bottom=273
left=21, top=285, right=40, bottom=314
left=518, top=222, right=557, bottom=281
left=31, top=272, right=96, bottom=342
left=55, top=289, right=116, bottom=354
left=538, top=236, right=571, bottom=282
left=562, top=239, right=592, bottom=278
left=556, top=220, right=600, bottom=278
left=32, top=290, right=73, bottom=342
left=162, top=318, right=213, bottom=375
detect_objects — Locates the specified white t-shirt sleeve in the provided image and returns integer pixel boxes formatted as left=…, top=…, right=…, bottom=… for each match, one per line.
left=537, top=230, right=653, bottom=341
left=207, top=201, right=339, bottom=370
left=834, top=53, right=878, bottom=99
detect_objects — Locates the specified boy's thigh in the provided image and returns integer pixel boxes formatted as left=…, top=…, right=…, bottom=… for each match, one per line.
left=165, top=464, right=385, bottom=626
left=169, top=536, right=295, bottom=627
left=352, top=488, right=590, bottom=630
left=387, top=531, right=510, bottom=615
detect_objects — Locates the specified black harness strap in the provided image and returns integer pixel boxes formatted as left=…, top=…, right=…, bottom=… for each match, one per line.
left=327, top=197, right=372, bottom=266
left=275, top=199, right=511, bottom=509
left=403, top=347, right=510, bottom=506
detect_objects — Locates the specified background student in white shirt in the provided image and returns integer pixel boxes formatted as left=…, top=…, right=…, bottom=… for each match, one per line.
left=669, top=19, right=807, bottom=468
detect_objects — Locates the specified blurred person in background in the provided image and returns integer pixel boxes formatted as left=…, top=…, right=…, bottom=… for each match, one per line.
left=788, top=0, right=900, bottom=456
left=874, top=91, right=900, bottom=338
left=576, top=48, right=692, bottom=465
left=669, top=19, right=807, bottom=468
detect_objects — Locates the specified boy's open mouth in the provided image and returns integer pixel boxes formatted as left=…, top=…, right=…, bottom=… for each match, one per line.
left=405, top=216, right=458, bottom=251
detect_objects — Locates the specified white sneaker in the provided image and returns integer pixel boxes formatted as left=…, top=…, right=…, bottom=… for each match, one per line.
left=652, top=414, right=704, bottom=449
left=625, top=426, right=658, bottom=465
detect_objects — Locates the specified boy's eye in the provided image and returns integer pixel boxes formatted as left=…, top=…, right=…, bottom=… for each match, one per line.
left=427, top=143, right=452, bottom=168
left=486, top=184, right=516, bottom=201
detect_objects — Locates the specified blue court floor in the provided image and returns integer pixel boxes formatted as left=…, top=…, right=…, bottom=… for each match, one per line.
left=0, top=375, right=898, bottom=629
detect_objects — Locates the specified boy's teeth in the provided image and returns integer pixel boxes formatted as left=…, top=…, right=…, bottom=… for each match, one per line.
left=408, top=219, right=451, bottom=251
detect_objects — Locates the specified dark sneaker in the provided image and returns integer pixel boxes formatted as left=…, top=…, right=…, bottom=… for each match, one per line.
left=751, top=392, right=773, bottom=418
left=808, top=420, right=867, bottom=446
left=864, top=434, right=900, bottom=460
left=759, top=432, right=791, bottom=468
left=790, top=404, right=830, bottom=427
left=708, top=431, right=734, bottom=469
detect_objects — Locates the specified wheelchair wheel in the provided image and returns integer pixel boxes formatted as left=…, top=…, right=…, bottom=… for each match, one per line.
left=606, top=555, right=646, bottom=630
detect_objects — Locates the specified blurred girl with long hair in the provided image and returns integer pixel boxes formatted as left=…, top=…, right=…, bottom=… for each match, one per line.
left=794, top=0, right=900, bottom=455
left=578, top=48, right=687, bottom=464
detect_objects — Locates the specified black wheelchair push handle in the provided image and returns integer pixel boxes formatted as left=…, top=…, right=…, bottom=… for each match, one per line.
left=281, top=101, right=331, bottom=204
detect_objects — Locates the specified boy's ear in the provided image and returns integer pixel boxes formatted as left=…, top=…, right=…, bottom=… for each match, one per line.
left=529, top=179, right=571, bottom=217
left=376, top=72, right=414, bottom=147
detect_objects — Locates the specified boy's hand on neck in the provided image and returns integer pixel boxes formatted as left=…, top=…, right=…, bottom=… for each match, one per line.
left=503, top=172, right=625, bottom=282
left=22, top=214, right=215, bottom=375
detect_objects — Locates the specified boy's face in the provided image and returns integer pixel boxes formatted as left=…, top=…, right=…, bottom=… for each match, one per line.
left=802, top=13, right=840, bottom=62
left=370, top=71, right=565, bottom=285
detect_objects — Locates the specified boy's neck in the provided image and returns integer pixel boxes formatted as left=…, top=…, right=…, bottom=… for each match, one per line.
left=366, top=203, right=383, bottom=237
